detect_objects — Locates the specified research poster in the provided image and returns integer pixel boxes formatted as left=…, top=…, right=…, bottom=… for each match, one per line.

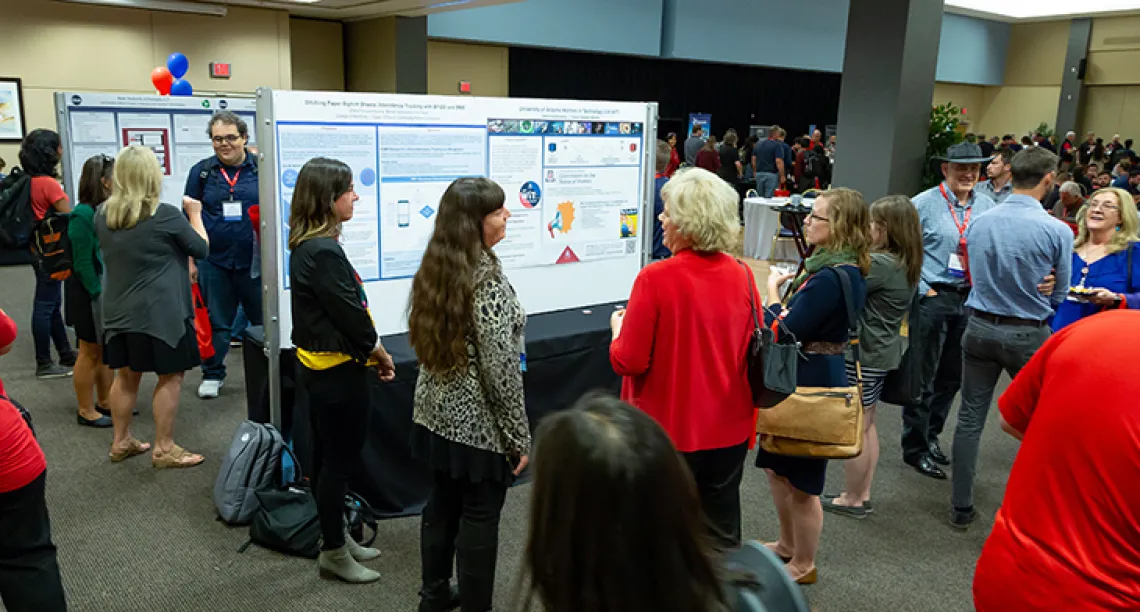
left=264, top=90, right=653, bottom=337
left=57, top=93, right=256, bottom=206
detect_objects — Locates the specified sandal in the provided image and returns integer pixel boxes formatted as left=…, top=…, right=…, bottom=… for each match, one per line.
left=152, top=445, right=204, bottom=469
left=109, top=438, right=152, bottom=463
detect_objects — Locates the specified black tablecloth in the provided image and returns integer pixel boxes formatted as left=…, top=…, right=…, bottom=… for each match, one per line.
left=243, top=302, right=622, bottom=517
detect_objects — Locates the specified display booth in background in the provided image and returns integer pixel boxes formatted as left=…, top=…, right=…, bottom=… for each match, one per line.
left=54, top=92, right=256, bottom=206
left=249, top=88, right=658, bottom=515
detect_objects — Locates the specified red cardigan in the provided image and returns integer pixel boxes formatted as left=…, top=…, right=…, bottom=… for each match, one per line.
left=610, top=250, right=755, bottom=452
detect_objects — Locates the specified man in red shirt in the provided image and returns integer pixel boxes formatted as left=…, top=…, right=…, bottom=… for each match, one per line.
left=0, top=308, right=68, bottom=611
left=974, top=310, right=1140, bottom=611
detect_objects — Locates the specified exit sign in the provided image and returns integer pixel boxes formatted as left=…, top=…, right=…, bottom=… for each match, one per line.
left=210, top=62, right=231, bottom=79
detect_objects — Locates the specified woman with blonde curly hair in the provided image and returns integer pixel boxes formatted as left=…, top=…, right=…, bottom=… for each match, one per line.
left=756, top=187, right=870, bottom=585
left=1052, top=186, right=1140, bottom=330
left=610, top=167, right=755, bottom=549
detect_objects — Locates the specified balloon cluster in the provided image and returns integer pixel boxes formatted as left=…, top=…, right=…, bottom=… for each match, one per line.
left=151, top=53, right=193, bottom=96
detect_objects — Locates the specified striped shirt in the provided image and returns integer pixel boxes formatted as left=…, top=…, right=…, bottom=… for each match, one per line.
left=964, top=194, right=1073, bottom=321
left=912, top=183, right=997, bottom=295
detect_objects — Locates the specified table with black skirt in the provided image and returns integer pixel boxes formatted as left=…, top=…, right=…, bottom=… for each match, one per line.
left=243, top=302, right=623, bottom=517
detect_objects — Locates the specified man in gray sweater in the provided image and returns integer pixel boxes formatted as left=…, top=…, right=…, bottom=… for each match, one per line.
left=684, top=125, right=705, bottom=166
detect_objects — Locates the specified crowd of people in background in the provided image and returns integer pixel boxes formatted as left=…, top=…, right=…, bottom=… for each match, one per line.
left=2, top=114, right=1140, bottom=612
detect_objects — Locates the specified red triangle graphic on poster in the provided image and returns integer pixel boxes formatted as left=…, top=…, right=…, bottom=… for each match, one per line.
left=556, top=246, right=580, bottom=264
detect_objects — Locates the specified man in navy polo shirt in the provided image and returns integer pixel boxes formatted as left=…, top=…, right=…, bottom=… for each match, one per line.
left=183, top=111, right=261, bottom=399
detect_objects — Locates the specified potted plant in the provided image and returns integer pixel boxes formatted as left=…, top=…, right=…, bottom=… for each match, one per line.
left=923, top=103, right=964, bottom=189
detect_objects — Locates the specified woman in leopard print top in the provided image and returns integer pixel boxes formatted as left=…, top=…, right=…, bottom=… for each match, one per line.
left=408, top=177, right=530, bottom=612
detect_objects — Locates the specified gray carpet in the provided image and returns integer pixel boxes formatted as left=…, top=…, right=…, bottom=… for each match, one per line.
left=0, top=263, right=1015, bottom=612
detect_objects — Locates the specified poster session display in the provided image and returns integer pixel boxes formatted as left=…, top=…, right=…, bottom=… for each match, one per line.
left=55, top=92, right=256, bottom=206
left=256, top=88, right=657, bottom=425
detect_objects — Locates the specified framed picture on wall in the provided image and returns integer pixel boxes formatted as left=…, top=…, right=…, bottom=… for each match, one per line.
left=0, top=77, right=27, bottom=143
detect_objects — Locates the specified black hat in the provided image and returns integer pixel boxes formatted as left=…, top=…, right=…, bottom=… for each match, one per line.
left=934, top=142, right=994, bottom=164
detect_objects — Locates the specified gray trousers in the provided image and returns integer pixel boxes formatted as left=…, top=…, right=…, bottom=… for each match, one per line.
left=950, top=315, right=1050, bottom=509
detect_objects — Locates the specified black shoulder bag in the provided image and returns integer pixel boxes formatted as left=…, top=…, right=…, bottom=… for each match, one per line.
left=738, top=260, right=799, bottom=408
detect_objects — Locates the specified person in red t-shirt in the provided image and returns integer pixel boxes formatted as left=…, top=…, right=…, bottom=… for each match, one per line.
left=665, top=132, right=681, bottom=177
left=610, top=168, right=754, bottom=548
left=974, top=310, right=1140, bottom=611
left=0, top=308, right=68, bottom=611
left=19, top=129, right=75, bottom=379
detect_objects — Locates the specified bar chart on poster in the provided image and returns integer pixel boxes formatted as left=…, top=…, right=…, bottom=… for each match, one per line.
left=55, top=92, right=256, bottom=207
left=258, top=89, right=658, bottom=341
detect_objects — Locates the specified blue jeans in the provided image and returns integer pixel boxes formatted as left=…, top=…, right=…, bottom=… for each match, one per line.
left=756, top=172, right=779, bottom=198
left=197, top=259, right=262, bottom=381
left=232, top=306, right=249, bottom=343
left=31, top=269, right=72, bottom=365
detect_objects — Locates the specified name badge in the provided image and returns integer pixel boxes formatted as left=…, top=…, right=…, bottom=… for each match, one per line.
left=947, top=251, right=966, bottom=278
left=223, top=200, right=243, bottom=223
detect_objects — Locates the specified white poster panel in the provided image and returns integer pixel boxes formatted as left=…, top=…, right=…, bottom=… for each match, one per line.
left=262, top=90, right=654, bottom=342
left=57, top=92, right=256, bottom=207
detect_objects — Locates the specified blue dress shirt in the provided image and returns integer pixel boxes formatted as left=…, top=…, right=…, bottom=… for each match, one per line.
left=964, top=194, right=1073, bottom=321
left=912, top=182, right=997, bottom=295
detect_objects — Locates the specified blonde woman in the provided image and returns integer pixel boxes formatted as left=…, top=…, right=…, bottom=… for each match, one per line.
left=757, top=188, right=870, bottom=585
left=1052, top=187, right=1140, bottom=330
left=94, top=146, right=209, bottom=468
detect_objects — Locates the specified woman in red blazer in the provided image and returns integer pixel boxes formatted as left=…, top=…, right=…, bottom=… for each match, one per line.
left=609, top=167, right=754, bottom=548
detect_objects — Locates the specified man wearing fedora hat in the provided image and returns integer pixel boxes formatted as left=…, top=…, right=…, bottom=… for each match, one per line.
left=900, top=141, right=999, bottom=480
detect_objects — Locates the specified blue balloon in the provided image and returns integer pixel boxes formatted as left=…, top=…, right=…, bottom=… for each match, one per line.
left=167, top=52, right=189, bottom=79
left=170, top=79, right=193, bottom=97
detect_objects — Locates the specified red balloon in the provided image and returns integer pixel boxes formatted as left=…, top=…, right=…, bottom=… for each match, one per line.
left=151, top=66, right=174, bottom=95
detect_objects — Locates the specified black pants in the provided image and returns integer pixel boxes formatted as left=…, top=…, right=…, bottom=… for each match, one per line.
left=682, top=442, right=749, bottom=548
left=901, top=290, right=968, bottom=461
left=301, top=361, right=370, bottom=551
left=420, top=471, right=508, bottom=612
left=0, top=472, right=67, bottom=612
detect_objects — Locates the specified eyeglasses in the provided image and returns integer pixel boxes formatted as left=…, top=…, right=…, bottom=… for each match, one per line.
left=1087, top=202, right=1120, bottom=212
left=808, top=212, right=830, bottom=223
left=212, top=134, right=242, bottom=145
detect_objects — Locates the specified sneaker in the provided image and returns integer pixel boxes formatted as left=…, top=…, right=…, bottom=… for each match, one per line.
left=36, top=363, right=73, bottom=379
left=197, top=379, right=223, bottom=399
left=949, top=506, right=978, bottom=531
left=59, top=351, right=79, bottom=368
left=230, top=339, right=243, bottom=349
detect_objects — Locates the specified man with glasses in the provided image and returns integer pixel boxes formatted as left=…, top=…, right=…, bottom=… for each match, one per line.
left=949, top=146, right=1071, bottom=530
left=182, top=111, right=261, bottom=399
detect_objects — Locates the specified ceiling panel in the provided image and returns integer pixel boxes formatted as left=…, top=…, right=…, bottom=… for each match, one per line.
left=191, top=0, right=519, bottom=20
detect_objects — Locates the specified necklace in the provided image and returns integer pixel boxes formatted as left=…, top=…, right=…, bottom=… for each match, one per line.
left=1076, top=244, right=1110, bottom=286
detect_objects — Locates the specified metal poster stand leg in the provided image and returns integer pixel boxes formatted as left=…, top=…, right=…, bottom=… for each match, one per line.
left=641, top=103, right=660, bottom=269
left=255, top=87, right=284, bottom=430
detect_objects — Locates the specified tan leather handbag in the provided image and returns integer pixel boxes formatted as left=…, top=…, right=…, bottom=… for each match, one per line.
left=756, top=267, right=864, bottom=459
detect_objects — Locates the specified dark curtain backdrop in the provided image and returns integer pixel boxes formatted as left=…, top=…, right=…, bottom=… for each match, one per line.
left=509, top=47, right=842, bottom=144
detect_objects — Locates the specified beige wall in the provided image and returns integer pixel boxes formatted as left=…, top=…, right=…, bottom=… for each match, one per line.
left=0, top=0, right=290, bottom=163
left=1081, top=15, right=1140, bottom=136
left=345, top=17, right=397, bottom=93
left=977, top=86, right=1062, bottom=137
left=931, top=82, right=987, bottom=131
left=427, top=41, right=509, bottom=97
left=1004, top=21, right=1069, bottom=86
left=291, top=18, right=345, bottom=91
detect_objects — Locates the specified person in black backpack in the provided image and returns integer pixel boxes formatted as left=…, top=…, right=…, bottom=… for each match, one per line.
left=514, top=393, right=808, bottom=612
left=19, top=130, right=76, bottom=379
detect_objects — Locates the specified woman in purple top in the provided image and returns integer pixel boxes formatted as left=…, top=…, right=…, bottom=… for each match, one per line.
left=1053, top=187, right=1140, bottom=331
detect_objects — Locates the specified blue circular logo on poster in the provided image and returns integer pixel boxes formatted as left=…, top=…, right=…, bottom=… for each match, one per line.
left=519, top=181, right=541, bottom=208
left=282, top=169, right=298, bottom=188
left=360, top=168, right=376, bottom=187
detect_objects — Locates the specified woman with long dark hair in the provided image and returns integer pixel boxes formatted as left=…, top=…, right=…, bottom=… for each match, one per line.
left=695, top=134, right=721, bottom=173
left=288, top=157, right=394, bottom=584
left=19, top=129, right=75, bottom=378
left=665, top=132, right=681, bottom=177
left=409, top=177, right=530, bottom=612
left=822, top=195, right=923, bottom=518
left=514, top=393, right=810, bottom=612
left=67, top=154, right=116, bottom=427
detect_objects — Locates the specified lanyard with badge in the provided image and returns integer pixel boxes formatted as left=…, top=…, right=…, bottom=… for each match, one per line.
left=220, top=166, right=243, bottom=223
left=940, top=184, right=970, bottom=280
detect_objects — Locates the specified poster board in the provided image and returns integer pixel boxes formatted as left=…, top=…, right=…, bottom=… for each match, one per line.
left=55, top=92, right=256, bottom=206
left=257, top=88, right=658, bottom=350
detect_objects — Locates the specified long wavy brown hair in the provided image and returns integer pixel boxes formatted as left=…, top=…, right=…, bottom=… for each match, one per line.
left=408, top=178, right=506, bottom=373
left=870, top=195, right=924, bottom=287
left=287, top=158, right=352, bottom=250
left=821, top=187, right=872, bottom=275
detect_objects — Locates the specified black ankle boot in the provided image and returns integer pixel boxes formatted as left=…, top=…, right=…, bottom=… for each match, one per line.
left=418, top=582, right=460, bottom=612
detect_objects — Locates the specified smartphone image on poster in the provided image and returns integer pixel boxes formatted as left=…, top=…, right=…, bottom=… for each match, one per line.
left=398, top=199, right=410, bottom=228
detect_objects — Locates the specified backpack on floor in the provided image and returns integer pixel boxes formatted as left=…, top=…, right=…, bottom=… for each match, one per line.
left=214, top=420, right=287, bottom=526
left=32, top=213, right=73, bottom=281
left=724, top=541, right=811, bottom=612
left=0, top=168, right=34, bottom=249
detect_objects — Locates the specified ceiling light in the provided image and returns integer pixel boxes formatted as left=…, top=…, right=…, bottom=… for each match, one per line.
left=58, top=0, right=226, bottom=17
left=946, top=0, right=1140, bottom=19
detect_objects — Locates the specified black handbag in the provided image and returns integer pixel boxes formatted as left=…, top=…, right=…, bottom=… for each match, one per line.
left=738, top=260, right=799, bottom=408
left=879, top=291, right=923, bottom=406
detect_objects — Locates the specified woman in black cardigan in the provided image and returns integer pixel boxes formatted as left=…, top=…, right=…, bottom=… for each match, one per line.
left=288, top=157, right=396, bottom=584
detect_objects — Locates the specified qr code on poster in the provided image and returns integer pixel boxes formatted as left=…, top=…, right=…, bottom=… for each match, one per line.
left=625, top=240, right=636, bottom=254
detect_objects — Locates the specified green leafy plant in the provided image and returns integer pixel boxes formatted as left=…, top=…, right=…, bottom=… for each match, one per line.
left=923, top=103, right=965, bottom=189
left=1034, top=122, right=1054, bottom=140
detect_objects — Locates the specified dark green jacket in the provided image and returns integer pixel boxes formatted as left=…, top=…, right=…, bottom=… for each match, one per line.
left=68, top=203, right=104, bottom=297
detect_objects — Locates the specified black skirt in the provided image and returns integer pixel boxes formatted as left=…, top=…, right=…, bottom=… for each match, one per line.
left=104, top=320, right=200, bottom=375
left=64, top=277, right=99, bottom=344
left=410, top=424, right=514, bottom=485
